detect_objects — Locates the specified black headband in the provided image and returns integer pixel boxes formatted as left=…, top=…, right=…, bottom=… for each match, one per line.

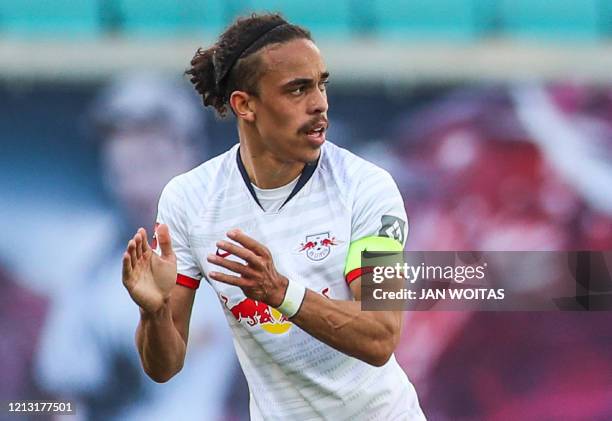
left=214, top=20, right=286, bottom=90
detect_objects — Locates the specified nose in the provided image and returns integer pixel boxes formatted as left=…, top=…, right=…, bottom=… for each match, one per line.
left=308, top=86, right=328, bottom=115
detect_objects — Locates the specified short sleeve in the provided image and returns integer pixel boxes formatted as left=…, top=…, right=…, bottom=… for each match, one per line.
left=154, top=179, right=202, bottom=289
left=351, top=168, right=409, bottom=247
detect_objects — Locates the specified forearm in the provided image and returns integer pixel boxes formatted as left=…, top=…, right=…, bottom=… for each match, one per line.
left=290, top=289, right=402, bottom=366
left=136, top=299, right=187, bottom=382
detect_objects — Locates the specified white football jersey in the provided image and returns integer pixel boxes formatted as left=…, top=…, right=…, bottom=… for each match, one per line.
left=155, top=141, right=425, bottom=420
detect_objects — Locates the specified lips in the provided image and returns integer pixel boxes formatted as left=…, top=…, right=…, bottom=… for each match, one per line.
left=305, top=127, right=326, bottom=146
left=301, top=118, right=328, bottom=133
left=302, top=119, right=328, bottom=146
left=306, top=121, right=326, bottom=133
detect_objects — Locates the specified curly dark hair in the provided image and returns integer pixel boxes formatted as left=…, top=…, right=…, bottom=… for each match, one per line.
left=186, top=13, right=312, bottom=117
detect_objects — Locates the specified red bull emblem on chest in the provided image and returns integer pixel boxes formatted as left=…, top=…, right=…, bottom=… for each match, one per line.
left=220, top=294, right=292, bottom=334
left=298, top=232, right=340, bottom=262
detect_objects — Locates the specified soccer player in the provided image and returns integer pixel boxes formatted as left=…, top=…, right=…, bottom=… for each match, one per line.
left=122, top=13, right=425, bottom=420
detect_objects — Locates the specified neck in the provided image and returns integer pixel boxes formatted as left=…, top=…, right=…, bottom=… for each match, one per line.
left=238, top=129, right=306, bottom=189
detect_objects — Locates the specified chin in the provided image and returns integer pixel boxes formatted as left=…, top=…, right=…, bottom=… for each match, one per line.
left=281, top=137, right=323, bottom=164
left=300, top=145, right=323, bottom=164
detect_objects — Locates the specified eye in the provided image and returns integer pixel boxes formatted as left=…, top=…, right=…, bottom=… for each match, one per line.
left=290, top=86, right=306, bottom=96
left=319, top=80, right=329, bottom=91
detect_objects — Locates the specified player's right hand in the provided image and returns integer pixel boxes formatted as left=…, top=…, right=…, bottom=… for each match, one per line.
left=122, top=225, right=177, bottom=314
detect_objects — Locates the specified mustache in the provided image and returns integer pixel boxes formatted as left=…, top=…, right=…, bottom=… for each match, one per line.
left=299, top=117, right=329, bottom=133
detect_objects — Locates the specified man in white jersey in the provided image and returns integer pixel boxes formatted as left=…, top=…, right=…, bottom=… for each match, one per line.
left=122, top=13, right=425, bottom=420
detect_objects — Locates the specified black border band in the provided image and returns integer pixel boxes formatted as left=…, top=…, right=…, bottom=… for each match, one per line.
left=236, top=147, right=320, bottom=211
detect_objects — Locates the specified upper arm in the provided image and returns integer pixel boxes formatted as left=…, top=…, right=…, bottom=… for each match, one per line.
left=349, top=277, right=363, bottom=301
left=156, top=179, right=203, bottom=344
left=344, top=167, right=408, bottom=290
left=350, top=167, right=408, bottom=247
left=169, top=283, right=197, bottom=345
left=155, top=178, right=203, bottom=287
left=344, top=166, right=407, bottom=339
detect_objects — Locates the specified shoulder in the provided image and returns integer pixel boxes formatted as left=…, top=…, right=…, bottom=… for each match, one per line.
left=160, top=144, right=238, bottom=206
left=320, top=142, right=397, bottom=194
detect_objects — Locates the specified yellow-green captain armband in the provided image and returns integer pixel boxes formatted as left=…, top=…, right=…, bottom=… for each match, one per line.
left=344, top=236, right=403, bottom=285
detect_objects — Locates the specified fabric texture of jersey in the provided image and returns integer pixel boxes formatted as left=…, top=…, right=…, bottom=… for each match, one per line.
left=155, top=141, right=425, bottom=420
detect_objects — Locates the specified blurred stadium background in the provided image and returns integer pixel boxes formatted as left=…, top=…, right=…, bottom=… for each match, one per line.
left=2, top=1, right=612, bottom=420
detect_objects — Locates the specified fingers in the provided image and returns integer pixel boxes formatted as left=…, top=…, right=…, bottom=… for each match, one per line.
left=126, top=228, right=148, bottom=267
left=216, top=240, right=261, bottom=267
left=135, top=227, right=152, bottom=258
left=122, top=252, right=132, bottom=282
left=207, top=254, right=258, bottom=279
left=138, top=227, right=149, bottom=254
left=208, top=271, right=254, bottom=289
left=134, top=234, right=143, bottom=260
left=128, top=239, right=138, bottom=266
left=227, top=229, right=269, bottom=257
left=122, top=228, right=152, bottom=286
left=156, top=224, right=174, bottom=258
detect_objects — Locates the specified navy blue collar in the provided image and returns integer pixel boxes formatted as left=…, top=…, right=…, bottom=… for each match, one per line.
left=236, top=147, right=320, bottom=211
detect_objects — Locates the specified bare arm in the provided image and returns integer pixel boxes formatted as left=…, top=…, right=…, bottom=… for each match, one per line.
left=135, top=284, right=195, bottom=382
left=207, top=229, right=403, bottom=367
left=291, top=282, right=403, bottom=367
left=123, top=226, right=196, bottom=382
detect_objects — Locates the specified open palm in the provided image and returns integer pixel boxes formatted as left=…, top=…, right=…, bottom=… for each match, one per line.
left=122, top=225, right=177, bottom=314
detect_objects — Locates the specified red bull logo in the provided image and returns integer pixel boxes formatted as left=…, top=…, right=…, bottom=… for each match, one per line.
left=220, top=294, right=292, bottom=334
left=320, top=238, right=338, bottom=247
left=299, top=241, right=316, bottom=252
left=298, top=232, right=343, bottom=262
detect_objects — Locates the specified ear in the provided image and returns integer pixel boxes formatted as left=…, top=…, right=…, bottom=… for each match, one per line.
left=229, top=91, right=256, bottom=123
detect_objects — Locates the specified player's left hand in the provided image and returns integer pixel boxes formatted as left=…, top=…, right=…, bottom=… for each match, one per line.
left=206, top=229, right=288, bottom=307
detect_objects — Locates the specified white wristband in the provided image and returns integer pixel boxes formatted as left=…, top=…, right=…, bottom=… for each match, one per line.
left=276, top=279, right=306, bottom=318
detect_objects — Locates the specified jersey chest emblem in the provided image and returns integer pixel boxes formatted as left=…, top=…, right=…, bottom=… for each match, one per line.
left=297, top=232, right=342, bottom=262
left=220, top=294, right=292, bottom=334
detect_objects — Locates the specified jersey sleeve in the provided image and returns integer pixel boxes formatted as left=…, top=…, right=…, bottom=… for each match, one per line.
left=346, top=167, right=408, bottom=285
left=154, top=179, right=202, bottom=289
